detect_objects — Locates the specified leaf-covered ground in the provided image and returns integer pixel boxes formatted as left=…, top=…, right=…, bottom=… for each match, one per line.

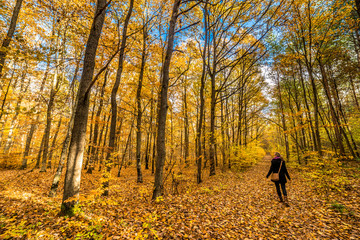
left=1, top=155, right=359, bottom=239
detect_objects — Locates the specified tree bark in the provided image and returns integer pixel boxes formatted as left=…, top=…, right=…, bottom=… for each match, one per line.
left=0, top=0, right=23, bottom=78
left=152, top=0, right=181, bottom=200
left=47, top=117, right=62, bottom=169
left=61, top=0, right=108, bottom=215
left=183, top=77, right=189, bottom=167
left=103, top=0, right=134, bottom=196
left=87, top=71, right=108, bottom=173
left=276, top=74, right=290, bottom=161
left=318, top=59, right=345, bottom=157
left=135, top=22, right=148, bottom=183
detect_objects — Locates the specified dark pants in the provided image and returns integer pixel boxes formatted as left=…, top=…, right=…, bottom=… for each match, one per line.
left=275, top=182, right=287, bottom=198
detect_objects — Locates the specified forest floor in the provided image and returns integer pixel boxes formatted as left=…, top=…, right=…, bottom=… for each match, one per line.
left=0, top=155, right=360, bottom=239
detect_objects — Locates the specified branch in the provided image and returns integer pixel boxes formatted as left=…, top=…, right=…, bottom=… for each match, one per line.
left=174, top=21, right=200, bottom=34
left=85, top=47, right=119, bottom=94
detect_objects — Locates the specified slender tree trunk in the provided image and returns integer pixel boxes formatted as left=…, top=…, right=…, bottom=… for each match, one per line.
left=276, top=74, right=290, bottom=161
left=99, top=114, right=111, bottom=171
left=0, top=64, right=16, bottom=122
left=135, top=23, right=147, bottom=183
left=87, top=70, right=108, bottom=173
left=202, top=111, right=208, bottom=169
left=146, top=91, right=155, bottom=170
left=298, top=61, right=317, bottom=151
left=35, top=135, right=45, bottom=169
left=220, top=93, right=226, bottom=170
left=49, top=109, right=75, bottom=197
left=103, top=0, right=134, bottom=196
left=117, top=121, right=134, bottom=177
left=61, top=0, right=108, bottom=215
left=152, top=130, right=156, bottom=174
left=40, top=91, right=56, bottom=172
left=0, top=0, right=23, bottom=78
left=196, top=0, right=208, bottom=184
left=183, top=77, right=189, bottom=167
left=21, top=54, right=52, bottom=169
left=318, top=59, right=345, bottom=157
left=84, top=101, right=96, bottom=170
left=152, top=0, right=181, bottom=200
left=47, top=117, right=62, bottom=169
left=48, top=48, right=81, bottom=197
left=3, top=65, right=29, bottom=153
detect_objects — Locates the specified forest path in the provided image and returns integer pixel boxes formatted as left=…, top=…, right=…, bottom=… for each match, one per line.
left=145, top=153, right=359, bottom=239
left=0, top=154, right=359, bottom=239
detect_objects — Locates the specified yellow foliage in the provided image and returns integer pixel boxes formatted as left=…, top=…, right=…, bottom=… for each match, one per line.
left=230, top=141, right=266, bottom=171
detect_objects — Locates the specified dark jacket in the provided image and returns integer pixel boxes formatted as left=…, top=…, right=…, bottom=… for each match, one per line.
left=266, top=157, right=291, bottom=183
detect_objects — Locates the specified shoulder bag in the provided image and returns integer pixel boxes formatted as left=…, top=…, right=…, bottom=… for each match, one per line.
left=271, top=160, right=283, bottom=182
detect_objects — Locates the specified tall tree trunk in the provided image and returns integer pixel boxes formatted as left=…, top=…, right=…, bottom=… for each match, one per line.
left=40, top=24, right=63, bottom=172
left=135, top=22, right=147, bottom=183
left=183, top=77, right=189, bottom=167
left=103, top=0, right=134, bottom=196
left=3, top=65, right=29, bottom=153
left=318, top=59, right=345, bottom=157
left=40, top=90, right=56, bottom=172
left=84, top=101, right=96, bottom=170
left=276, top=74, right=290, bottom=161
left=298, top=61, right=317, bottom=151
left=220, top=93, right=226, bottom=170
left=21, top=53, right=52, bottom=169
left=87, top=70, right=108, bottom=174
left=61, top=0, right=108, bottom=215
left=0, top=61, right=17, bottom=122
left=35, top=134, right=45, bottom=169
left=49, top=110, right=75, bottom=197
left=117, top=120, right=134, bottom=177
left=99, top=114, right=111, bottom=171
left=47, top=117, right=62, bottom=169
left=145, top=90, right=155, bottom=170
left=152, top=0, right=181, bottom=200
left=48, top=48, right=81, bottom=196
left=0, top=0, right=23, bottom=78
left=196, top=0, right=208, bottom=184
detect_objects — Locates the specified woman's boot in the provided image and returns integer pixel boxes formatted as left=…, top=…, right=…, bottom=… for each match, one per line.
left=284, top=196, right=289, bottom=206
left=279, top=196, right=283, bottom=202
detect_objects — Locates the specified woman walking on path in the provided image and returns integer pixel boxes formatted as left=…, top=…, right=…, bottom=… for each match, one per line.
left=266, top=152, right=291, bottom=204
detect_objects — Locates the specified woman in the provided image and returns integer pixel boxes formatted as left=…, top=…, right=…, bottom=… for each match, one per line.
left=266, top=152, right=291, bottom=204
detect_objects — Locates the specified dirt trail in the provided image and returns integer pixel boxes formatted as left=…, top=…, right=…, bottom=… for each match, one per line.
left=195, top=154, right=359, bottom=239
left=0, top=154, right=359, bottom=239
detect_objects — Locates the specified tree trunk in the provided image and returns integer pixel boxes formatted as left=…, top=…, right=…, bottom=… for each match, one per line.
left=35, top=134, right=45, bottom=169
left=103, top=0, right=134, bottom=196
left=152, top=0, right=181, bottom=200
left=21, top=53, right=52, bottom=169
left=135, top=23, right=147, bottom=183
left=183, top=77, right=189, bottom=167
left=117, top=121, right=134, bottom=177
left=49, top=109, right=75, bottom=197
left=0, top=0, right=23, bottom=78
left=47, top=117, right=62, bottom=169
left=276, top=74, right=290, bottom=161
left=87, top=71, right=108, bottom=174
left=84, top=94, right=98, bottom=170
left=318, top=59, right=345, bottom=157
left=298, top=60, right=317, bottom=151
left=48, top=48, right=80, bottom=197
left=99, top=114, right=111, bottom=171
left=40, top=91, right=56, bottom=172
left=61, top=0, right=107, bottom=215
left=209, top=73, right=216, bottom=176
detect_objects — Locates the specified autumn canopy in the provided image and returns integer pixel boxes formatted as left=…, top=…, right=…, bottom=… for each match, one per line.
left=0, top=0, right=359, bottom=239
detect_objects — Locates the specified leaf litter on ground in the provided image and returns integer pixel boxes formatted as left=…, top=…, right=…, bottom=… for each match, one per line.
left=0, top=155, right=359, bottom=239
